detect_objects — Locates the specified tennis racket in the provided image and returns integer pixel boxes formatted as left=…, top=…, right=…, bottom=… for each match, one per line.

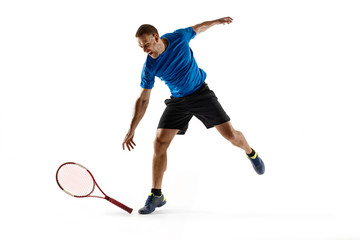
left=56, top=162, right=133, bottom=214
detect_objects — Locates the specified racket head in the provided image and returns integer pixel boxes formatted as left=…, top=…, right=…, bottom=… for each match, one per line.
left=56, top=162, right=95, bottom=198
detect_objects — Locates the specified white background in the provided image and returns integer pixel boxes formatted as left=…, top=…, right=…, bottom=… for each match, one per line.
left=1, top=0, right=360, bottom=239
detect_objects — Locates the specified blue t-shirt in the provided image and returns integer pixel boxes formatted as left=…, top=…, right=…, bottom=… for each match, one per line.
left=140, top=27, right=206, bottom=98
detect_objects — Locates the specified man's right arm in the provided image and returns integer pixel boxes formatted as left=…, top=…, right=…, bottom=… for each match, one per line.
left=122, top=88, right=151, bottom=151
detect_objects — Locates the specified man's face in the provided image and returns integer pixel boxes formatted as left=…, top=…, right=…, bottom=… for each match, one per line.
left=137, top=34, right=161, bottom=59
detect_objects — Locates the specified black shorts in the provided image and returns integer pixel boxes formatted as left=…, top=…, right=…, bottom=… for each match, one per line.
left=158, top=83, right=230, bottom=135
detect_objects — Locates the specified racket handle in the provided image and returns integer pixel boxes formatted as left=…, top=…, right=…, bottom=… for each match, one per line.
left=106, top=197, right=133, bottom=214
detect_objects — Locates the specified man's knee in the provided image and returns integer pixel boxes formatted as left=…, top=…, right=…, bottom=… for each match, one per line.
left=154, top=135, right=169, bottom=148
left=153, top=129, right=177, bottom=152
left=217, top=123, right=238, bottom=142
left=223, top=128, right=244, bottom=146
left=228, top=130, right=240, bottom=144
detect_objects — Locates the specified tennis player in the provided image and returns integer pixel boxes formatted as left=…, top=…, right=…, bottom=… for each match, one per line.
left=123, top=17, right=265, bottom=214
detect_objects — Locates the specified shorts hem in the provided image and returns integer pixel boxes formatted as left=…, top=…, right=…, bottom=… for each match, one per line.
left=205, top=118, right=231, bottom=129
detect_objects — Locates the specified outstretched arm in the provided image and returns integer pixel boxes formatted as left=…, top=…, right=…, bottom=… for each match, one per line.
left=191, top=16, right=233, bottom=35
left=122, top=88, right=151, bottom=151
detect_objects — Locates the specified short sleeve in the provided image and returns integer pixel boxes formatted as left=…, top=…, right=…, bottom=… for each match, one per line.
left=140, top=62, right=155, bottom=89
left=174, top=27, right=196, bottom=43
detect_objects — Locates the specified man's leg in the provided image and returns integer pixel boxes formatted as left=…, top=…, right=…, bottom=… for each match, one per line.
left=215, top=121, right=252, bottom=154
left=152, top=128, right=179, bottom=189
left=215, top=121, right=265, bottom=175
left=139, top=128, right=178, bottom=214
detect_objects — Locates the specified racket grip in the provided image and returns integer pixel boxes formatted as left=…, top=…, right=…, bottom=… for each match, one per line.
left=106, top=197, right=133, bottom=214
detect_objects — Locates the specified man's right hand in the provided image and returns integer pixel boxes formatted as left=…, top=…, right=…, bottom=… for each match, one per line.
left=122, top=130, right=136, bottom=151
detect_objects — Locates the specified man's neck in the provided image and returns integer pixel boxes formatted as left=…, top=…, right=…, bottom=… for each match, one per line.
left=161, top=38, right=168, bottom=53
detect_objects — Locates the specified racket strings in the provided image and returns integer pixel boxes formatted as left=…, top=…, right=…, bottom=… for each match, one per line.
left=57, top=164, right=94, bottom=197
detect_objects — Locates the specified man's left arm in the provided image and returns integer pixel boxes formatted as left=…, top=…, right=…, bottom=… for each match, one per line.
left=191, top=17, right=233, bottom=35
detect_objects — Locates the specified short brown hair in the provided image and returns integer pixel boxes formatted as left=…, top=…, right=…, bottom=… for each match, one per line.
left=135, top=24, right=159, bottom=38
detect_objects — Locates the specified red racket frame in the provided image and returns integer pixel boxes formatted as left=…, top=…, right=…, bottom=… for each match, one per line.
left=56, top=162, right=133, bottom=214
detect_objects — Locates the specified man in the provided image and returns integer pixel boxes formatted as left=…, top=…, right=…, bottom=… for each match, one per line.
left=123, top=17, right=265, bottom=215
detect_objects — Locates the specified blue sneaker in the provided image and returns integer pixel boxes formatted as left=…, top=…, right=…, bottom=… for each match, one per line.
left=248, top=150, right=265, bottom=175
left=138, top=193, right=166, bottom=214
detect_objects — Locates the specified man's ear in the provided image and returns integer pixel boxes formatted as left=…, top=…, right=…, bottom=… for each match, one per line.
left=153, top=33, right=160, bottom=42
